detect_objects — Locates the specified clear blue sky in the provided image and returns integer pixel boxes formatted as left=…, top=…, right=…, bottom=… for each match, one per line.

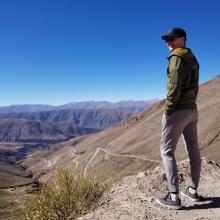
left=1, top=0, right=220, bottom=106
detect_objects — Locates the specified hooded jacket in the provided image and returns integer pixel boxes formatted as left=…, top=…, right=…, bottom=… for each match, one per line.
left=165, top=47, right=199, bottom=116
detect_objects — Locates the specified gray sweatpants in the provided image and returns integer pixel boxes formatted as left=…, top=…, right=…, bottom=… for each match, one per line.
left=160, top=108, right=201, bottom=193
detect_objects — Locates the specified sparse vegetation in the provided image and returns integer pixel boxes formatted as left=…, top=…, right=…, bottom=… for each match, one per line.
left=21, top=165, right=108, bottom=220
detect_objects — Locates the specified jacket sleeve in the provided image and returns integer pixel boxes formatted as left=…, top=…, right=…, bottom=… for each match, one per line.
left=165, top=55, right=183, bottom=116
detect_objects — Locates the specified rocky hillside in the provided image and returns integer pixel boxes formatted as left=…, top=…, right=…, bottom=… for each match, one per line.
left=1, top=75, right=219, bottom=220
left=0, top=109, right=132, bottom=129
left=0, top=108, right=133, bottom=130
left=0, top=118, right=100, bottom=144
left=0, top=108, right=134, bottom=145
left=22, top=75, right=220, bottom=184
left=78, top=157, right=220, bottom=220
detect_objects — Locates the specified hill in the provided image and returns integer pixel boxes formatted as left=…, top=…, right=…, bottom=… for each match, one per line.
left=0, top=108, right=134, bottom=147
left=0, top=118, right=101, bottom=144
left=1, top=75, right=219, bottom=220
left=0, top=108, right=133, bottom=131
left=22, top=75, right=220, bottom=184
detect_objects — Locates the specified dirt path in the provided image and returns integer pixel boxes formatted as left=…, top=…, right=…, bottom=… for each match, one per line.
left=43, top=156, right=60, bottom=168
left=101, top=147, right=161, bottom=164
left=72, top=149, right=80, bottom=171
left=83, top=145, right=161, bottom=177
left=78, top=157, right=220, bottom=220
left=83, top=147, right=102, bottom=176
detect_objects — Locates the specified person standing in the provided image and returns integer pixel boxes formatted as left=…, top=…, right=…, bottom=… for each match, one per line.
left=156, top=27, right=201, bottom=209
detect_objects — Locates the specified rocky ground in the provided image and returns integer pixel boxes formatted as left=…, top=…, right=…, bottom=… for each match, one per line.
left=77, top=157, right=220, bottom=220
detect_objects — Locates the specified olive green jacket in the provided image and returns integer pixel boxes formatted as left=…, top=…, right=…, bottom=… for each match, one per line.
left=165, top=47, right=199, bottom=116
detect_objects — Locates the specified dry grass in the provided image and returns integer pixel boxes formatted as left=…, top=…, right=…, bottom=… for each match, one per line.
left=21, top=165, right=108, bottom=220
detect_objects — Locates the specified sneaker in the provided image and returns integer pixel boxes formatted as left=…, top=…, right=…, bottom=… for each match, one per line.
left=156, top=193, right=182, bottom=210
left=181, top=187, right=199, bottom=202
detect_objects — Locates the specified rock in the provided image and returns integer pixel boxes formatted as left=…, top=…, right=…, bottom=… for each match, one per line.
left=136, top=171, right=146, bottom=178
left=146, top=197, right=153, bottom=202
left=161, top=173, right=167, bottom=182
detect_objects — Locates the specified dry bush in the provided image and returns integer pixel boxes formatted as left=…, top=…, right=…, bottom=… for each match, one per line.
left=21, top=165, right=107, bottom=220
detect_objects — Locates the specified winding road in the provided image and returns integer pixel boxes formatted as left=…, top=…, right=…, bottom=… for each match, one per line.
left=42, top=145, right=161, bottom=177
left=83, top=145, right=161, bottom=177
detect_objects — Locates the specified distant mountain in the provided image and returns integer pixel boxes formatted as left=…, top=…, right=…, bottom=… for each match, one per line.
left=0, top=104, right=55, bottom=113
left=0, top=118, right=101, bottom=144
left=0, top=99, right=159, bottom=114
left=58, top=100, right=160, bottom=113
left=0, top=108, right=133, bottom=145
left=0, top=108, right=132, bottom=129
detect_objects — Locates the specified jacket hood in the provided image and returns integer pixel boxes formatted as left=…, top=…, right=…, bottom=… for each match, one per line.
left=171, top=47, right=191, bottom=57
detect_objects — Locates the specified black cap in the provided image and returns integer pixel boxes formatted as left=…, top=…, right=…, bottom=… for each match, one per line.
left=161, top=27, right=186, bottom=42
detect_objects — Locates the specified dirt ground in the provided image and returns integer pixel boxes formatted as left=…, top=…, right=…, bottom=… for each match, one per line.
left=77, top=157, right=220, bottom=220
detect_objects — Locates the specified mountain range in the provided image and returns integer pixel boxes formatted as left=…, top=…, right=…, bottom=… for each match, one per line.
left=0, top=109, right=134, bottom=145
left=21, top=75, right=220, bottom=184
left=0, top=99, right=159, bottom=114
left=0, top=75, right=219, bottom=220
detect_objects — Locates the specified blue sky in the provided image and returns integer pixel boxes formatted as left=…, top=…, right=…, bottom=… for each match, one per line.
left=0, top=0, right=220, bottom=106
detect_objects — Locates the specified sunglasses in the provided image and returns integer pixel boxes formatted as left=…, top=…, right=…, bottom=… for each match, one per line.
left=165, top=38, right=176, bottom=43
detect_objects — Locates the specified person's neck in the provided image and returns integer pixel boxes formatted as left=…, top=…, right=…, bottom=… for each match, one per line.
left=171, top=46, right=185, bottom=51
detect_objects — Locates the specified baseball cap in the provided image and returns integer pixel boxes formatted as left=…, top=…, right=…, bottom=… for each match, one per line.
left=161, top=27, right=186, bottom=42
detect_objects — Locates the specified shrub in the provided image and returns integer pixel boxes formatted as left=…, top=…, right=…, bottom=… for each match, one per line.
left=21, top=165, right=107, bottom=220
